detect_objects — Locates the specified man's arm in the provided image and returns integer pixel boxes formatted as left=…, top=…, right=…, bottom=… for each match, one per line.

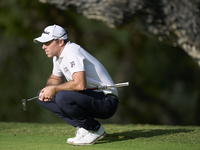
left=55, top=71, right=86, bottom=92
left=46, top=74, right=65, bottom=86
left=39, top=71, right=86, bottom=101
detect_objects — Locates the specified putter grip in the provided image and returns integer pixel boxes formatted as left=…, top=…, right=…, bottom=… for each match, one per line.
left=114, top=82, right=129, bottom=87
left=98, top=82, right=129, bottom=90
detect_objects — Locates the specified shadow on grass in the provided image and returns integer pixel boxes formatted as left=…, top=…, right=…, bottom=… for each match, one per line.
left=98, top=129, right=194, bottom=144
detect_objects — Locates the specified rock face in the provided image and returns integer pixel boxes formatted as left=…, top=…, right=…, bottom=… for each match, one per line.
left=40, top=0, right=199, bottom=65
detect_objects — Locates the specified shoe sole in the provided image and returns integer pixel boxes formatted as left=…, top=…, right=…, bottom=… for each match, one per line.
left=66, top=141, right=74, bottom=144
left=73, top=132, right=106, bottom=146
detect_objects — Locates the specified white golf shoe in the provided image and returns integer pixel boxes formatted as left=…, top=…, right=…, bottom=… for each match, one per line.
left=73, top=125, right=106, bottom=146
left=67, top=127, right=88, bottom=144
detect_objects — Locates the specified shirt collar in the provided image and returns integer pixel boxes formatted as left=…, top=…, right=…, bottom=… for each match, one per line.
left=56, top=41, right=71, bottom=63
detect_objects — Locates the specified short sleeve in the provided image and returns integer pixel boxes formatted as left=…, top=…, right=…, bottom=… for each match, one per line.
left=68, top=48, right=85, bottom=75
left=52, top=57, right=63, bottom=77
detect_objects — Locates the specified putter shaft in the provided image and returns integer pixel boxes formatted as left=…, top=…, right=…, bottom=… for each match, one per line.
left=26, top=96, right=39, bottom=101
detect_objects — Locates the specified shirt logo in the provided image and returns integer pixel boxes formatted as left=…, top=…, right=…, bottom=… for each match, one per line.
left=64, top=67, right=68, bottom=72
left=70, top=61, right=75, bottom=68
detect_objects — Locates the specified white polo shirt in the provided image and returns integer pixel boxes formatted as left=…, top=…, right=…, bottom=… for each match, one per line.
left=52, top=41, right=118, bottom=96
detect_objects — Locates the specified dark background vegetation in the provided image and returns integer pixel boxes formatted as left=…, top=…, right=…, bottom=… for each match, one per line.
left=0, top=0, right=199, bottom=125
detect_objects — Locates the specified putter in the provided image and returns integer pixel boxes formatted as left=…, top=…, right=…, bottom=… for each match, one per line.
left=88, top=82, right=129, bottom=90
left=22, top=96, right=39, bottom=111
left=22, top=82, right=129, bottom=111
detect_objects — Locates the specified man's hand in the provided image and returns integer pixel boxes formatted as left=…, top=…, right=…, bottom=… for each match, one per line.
left=39, top=72, right=86, bottom=102
left=39, top=86, right=57, bottom=101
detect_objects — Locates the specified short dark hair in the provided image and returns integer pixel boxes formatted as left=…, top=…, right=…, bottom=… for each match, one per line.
left=55, top=38, right=69, bottom=44
left=63, top=39, right=70, bottom=44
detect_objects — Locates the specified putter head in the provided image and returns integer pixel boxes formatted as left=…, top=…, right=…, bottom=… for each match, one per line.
left=22, top=99, right=27, bottom=111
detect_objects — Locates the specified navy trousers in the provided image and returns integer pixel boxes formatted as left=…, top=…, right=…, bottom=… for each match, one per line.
left=37, top=90, right=118, bottom=131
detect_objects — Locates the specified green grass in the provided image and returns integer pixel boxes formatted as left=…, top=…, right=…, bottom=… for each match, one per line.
left=0, top=122, right=199, bottom=150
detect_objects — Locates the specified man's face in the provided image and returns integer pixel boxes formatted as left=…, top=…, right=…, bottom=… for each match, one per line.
left=42, top=40, right=61, bottom=58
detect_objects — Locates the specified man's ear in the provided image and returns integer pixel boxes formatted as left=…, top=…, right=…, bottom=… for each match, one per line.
left=59, top=39, right=65, bottom=47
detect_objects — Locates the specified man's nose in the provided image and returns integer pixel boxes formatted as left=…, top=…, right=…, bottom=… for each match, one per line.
left=42, top=44, right=46, bottom=50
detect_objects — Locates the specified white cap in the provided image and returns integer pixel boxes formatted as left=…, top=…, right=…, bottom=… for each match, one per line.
left=34, top=24, right=68, bottom=43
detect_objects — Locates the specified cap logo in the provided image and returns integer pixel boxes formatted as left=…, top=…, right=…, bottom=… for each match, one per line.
left=43, top=31, right=50, bottom=35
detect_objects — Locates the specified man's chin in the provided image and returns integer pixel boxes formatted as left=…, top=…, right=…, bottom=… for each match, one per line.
left=46, top=55, right=53, bottom=58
